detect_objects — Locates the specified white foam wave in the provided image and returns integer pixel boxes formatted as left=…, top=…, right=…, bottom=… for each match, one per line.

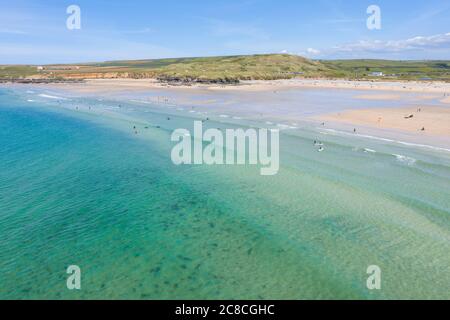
left=393, top=154, right=417, bottom=166
left=277, top=124, right=290, bottom=129
left=130, top=99, right=152, bottom=105
left=38, top=94, right=69, bottom=100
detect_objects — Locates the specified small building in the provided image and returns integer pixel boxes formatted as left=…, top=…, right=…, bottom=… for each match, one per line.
left=369, top=71, right=384, bottom=77
left=36, top=66, right=44, bottom=71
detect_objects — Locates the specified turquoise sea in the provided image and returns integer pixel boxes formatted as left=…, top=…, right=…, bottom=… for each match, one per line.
left=0, top=86, right=449, bottom=299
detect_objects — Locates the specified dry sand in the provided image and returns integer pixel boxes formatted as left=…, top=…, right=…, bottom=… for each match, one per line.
left=318, top=106, right=450, bottom=136
left=49, top=78, right=450, bottom=95
left=212, top=79, right=450, bottom=94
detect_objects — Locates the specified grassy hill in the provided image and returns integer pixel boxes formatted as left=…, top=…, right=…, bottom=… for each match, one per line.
left=1, top=54, right=450, bottom=82
left=147, top=54, right=332, bottom=81
left=0, top=54, right=335, bottom=82
left=0, top=65, right=41, bottom=79
left=322, top=59, right=450, bottom=81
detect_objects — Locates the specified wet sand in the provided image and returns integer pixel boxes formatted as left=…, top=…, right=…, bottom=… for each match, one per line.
left=441, top=96, right=450, bottom=104
left=318, top=106, right=450, bottom=136
left=44, top=78, right=450, bottom=95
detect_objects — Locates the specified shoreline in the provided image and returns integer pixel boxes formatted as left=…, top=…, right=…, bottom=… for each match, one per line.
left=4, top=77, right=450, bottom=95
left=2, top=78, right=450, bottom=149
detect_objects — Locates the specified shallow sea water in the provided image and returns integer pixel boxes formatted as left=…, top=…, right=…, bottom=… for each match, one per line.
left=0, top=87, right=449, bottom=299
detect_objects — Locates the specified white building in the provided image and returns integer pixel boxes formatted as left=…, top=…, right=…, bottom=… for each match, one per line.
left=369, top=71, right=383, bottom=77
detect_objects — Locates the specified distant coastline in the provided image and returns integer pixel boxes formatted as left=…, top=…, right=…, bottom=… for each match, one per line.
left=2, top=54, right=450, bottom=84
left=0, top=78, right=85, bottom=84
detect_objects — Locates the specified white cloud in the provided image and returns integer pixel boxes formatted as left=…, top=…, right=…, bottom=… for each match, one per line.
left=332, top=33, right=450, bottom=54
left=306, top=48, right=321, bottom=55
left=297, top=47, right=321, bottom=57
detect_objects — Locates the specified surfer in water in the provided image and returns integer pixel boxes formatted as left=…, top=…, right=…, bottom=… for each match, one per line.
left=314, top=140, right=324, bottom=146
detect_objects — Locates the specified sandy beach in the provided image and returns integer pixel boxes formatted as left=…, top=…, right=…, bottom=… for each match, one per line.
left=223, top=79, right=450, bottom=95
left=441, top=96, right=450, bottom=104
left=44, top=78, right=449, bottom=134
left=318, top=106, right=450, bottom=136
left=47, top=78, right=450, bottom=95
left=12, top=77, right=448, bottom=147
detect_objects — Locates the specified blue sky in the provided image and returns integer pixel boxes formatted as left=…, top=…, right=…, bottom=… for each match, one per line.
left=1, top=0, right=449, bottom=64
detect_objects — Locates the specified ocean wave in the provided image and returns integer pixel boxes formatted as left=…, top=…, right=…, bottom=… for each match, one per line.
left=393, top=154, right=417, bottom=166
left=130, top=99, right=152, bottom=105
left=38, top=94, right=69, bottom=100
left=277, top=124, right=290, bottom=130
